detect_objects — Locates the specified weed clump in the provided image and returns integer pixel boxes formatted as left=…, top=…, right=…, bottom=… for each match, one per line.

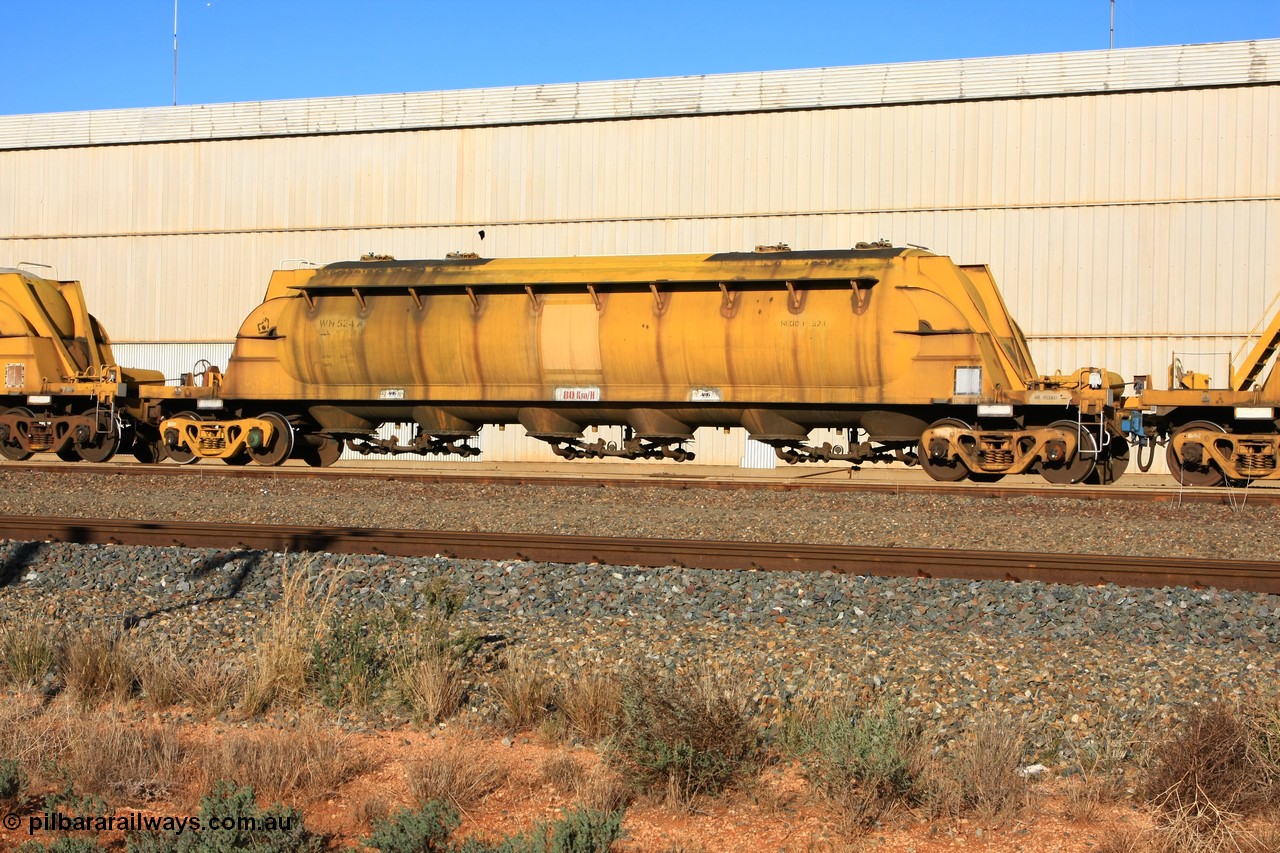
left=608, top=670, right=761, bottom=808
left=1142, top=704, right=1280, bottom=850
left=780, top=698, right=926, bottom=827
left=61, top=625, right=134, bottom=708
left=0, top=614, right=59, bottom=689
left=364, top=800, right=459, bottom=852
left=406, top=736, right=503, bottom=811
left=127, top=780, right=322, bottom=852
left=0, top=756, right=24, bottom=805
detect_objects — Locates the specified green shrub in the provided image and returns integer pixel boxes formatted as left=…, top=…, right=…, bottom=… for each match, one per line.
left=608, top=671, right=760, bottom=807
left=310, top=582, right=475, bottom=714
left=18, top=839, right=107, bottom=853
left=459, top=805, right=625, bottom=853
left=780, top=698, right=926, bottom=825
left=542, top=806, right=625, bottom=853
left=364, top=801, right=459, bottom=852
left=0, top=756, right=24, bottom=804
left=310, top=607, right=407, bottom=709
left=126, top=780, right=321, bottom=853
left=41, top=783, right=108, bottom=820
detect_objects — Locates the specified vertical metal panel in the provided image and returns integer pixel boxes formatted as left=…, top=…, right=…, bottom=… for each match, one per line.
left=1, top=69, right=1276, bottom=472
left=108, top=342, right=235, bottom=382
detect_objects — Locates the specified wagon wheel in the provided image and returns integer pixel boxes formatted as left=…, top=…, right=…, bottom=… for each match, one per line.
left=164, top=412, right=201, bottom=465
left=75, top=418, right=123, bottom=463
left=56, top=446, right=82, bottom=463
left=1087, top=427, right=1131, bottom=485
left=0, top=408, right=34, bottom=461
left=248, top=412, right=294, bottom=467
left=1166, top=420, right=1226, bottom=487
left=131, top=430, right=168, bottom=464
left=300, top=436, right=342, bottom=468
left=919, top=418, right=971, bottom=482
left=1040, top=419, right=1098, bottom=485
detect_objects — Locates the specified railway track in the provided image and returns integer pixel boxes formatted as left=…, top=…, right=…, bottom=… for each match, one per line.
left=4, top=460, right=1279, bottom=506
left=3, top=515, right=1277, bottom=595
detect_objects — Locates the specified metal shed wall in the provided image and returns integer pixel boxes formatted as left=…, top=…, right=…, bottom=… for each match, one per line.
left=0, top=40, right=1277, bottom=470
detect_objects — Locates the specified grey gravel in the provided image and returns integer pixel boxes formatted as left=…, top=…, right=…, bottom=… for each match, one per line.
left=0, top=537, right=1276, bottom=760
left=1, top=470, right=1279, bottom=560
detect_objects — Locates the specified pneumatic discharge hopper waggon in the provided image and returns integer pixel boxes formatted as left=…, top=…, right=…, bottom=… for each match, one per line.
left=162, top=243, right=1130, bottom=484
left=0, top=266, right=215, bottom=464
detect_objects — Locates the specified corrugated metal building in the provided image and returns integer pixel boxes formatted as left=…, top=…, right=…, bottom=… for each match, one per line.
left=1, top=39, right=1277, bottom=468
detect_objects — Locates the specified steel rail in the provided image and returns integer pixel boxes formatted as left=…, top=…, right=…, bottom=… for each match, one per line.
left=2, top=515, right=1277, bottom=594
left=2, top=461, right=1278, bottom=506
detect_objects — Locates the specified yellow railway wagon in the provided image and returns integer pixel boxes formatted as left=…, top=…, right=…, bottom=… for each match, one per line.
left=0, top=266, right=210, bottom=463
left=165, top=245, right=1126, bottom=483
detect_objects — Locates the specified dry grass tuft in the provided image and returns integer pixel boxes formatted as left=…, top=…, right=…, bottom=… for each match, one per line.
left=576, top=763, right=631, bottom=814
left=489, top=650, right=551, bottom=733
left=56, top=711, right=185, bottom=801
left=182, top=661, right=244, bottom=718
left=194, top=714, right=365, bottom=804
left=0, top=614, right=60, bottom=688
left=406, top=734, right=503, bottom=810
left=943, top=715, right=1028, bottom=822
left=131, top=643, right=187, bottom=710
left=62, top=624, right=135, bottom=707
left=351, top=790, right=391, bottom=832
left=1144, top=705, right=1278, bottom=823
left=539, top=753, right=587, bottom=794
left=240, top=556, right=347, bottom=717
left=399, top=648, right=466, bottom=726
left=556, top=669, right=622, bottom=744
left=1062, top=775, right=1103, bottom=823
left=0, top=698, right=74, bottom=792
left=1092, top=824, right=1147, bottom=853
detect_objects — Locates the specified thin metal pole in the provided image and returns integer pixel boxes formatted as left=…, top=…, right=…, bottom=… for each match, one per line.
left=1110, top=0, right=1115, bottom=49
left=173, top=0, right=179, bottom=106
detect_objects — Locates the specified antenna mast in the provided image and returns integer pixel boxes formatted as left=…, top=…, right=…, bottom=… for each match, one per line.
left=1110, top=0, right=1115, bottom=49
left=173, top=0, right=179, bottom=106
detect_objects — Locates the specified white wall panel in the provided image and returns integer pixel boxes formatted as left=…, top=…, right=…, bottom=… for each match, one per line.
left=3, top=40, right=1274, bottom=150
left=107, top=342, right=235, bottom=383
left=0, top=43, right=1277, bottom=470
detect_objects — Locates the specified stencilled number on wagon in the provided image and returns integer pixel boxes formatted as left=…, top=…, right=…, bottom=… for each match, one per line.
left=780, top=319, right=827, bottom=329
left=319, top=318, right=364, bottom=331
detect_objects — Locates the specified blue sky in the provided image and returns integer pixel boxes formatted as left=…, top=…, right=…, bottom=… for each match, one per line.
left=3, top=1, right=1278, bottom=116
